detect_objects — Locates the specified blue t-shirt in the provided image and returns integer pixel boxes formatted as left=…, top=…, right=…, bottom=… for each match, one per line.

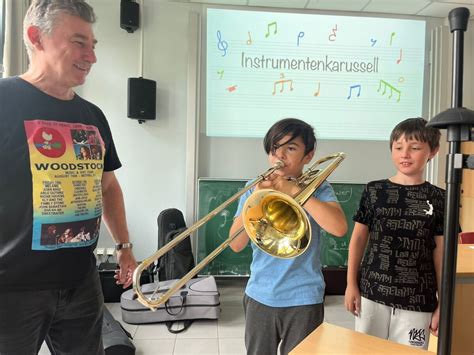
left=235, top=180, right=337, bottom=307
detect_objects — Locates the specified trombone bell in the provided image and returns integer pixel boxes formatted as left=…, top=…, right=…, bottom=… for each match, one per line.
left=241, top=152, right=346, bottom=259
left=242, top=190, right=310, bottom=258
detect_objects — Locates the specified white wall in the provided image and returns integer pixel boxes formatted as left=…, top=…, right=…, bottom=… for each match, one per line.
left=77, top=1, right=473, bottom=261
left=81, top=0, right=199, bottom=259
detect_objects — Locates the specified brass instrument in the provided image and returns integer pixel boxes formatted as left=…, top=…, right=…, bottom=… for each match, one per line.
left=132, top=152, right=345, bottom=310
left=242, top=152, right=346, bottom=258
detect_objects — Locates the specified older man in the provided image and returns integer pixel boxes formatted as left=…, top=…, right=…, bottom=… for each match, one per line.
left=0, top=1, right=137, bottom=354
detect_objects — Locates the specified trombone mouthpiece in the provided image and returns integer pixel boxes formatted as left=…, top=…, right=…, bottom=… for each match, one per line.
left=274, top=160, right=285, bottom=169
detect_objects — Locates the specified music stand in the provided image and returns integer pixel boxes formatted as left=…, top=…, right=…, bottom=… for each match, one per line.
left=427, top=7, right=474, bottom=355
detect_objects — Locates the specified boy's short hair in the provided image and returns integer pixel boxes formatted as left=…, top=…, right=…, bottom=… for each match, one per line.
left=390, top=117, right=441, bottom=151
left=263, top=118, right=316, bottom=156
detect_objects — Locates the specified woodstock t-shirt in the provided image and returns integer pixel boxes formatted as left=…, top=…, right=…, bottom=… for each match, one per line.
left=0, top=77, right=121, bottom=291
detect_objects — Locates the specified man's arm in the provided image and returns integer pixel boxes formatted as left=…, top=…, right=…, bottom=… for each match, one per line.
left=101, top=171, right=137, bottom=288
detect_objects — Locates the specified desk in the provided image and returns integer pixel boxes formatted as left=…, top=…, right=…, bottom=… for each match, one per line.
left=290, top=322, right=434, bottom=354
left=450, top=244, right=474, bottom=354
left=430, top=244, right=474, bottom=354
left=291, top=246, right=474, bottom=355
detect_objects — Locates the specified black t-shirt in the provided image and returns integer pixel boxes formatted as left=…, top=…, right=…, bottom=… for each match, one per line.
left=0, top=77, right=121, bottom=291
left=353, top=179, right=444, bottom=312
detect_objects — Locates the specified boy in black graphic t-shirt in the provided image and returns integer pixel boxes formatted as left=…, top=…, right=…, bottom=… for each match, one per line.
left=344, top=118, right=444, bottom=350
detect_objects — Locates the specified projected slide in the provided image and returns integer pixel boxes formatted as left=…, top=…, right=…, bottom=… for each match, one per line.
left=206, top=9, right=426, bottom=140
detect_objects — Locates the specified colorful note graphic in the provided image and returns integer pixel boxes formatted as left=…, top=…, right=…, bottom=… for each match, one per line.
left=328, top=25, right=338, bottom=41
left=217, top=70, right=224, bottom=79
left=297, top=31, right=305, bottom=46
left=272, top=73, right=293, bottom=95
left=377, top=80, right=401, bottom=102
left=390, top=32, right=396, bottom=46
left=347, top=84, right=361, bottom=99
left=314, top=82, right=320, bottom=97
left=396, top=49, right=403, bottom=64
left=216, top=30, right=228, bottom=57
left=265, top=21, right=277, bottom=38
left=247, top=31, right=252, bottom=45
left=226, top=85, right=237, bottom=93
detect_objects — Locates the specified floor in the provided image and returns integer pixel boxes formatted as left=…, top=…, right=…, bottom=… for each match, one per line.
left=39, top=279, right=355, bottom=355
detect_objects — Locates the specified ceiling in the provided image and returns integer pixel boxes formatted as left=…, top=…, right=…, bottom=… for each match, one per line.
left=172, top=0, right=474, bottom=18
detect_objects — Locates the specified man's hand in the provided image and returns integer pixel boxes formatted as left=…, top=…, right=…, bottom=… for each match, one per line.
left=114, top=249, right=138, bottom=289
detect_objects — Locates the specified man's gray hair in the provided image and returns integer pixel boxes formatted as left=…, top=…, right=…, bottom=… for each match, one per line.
left=23, top=0, right=96, bottom=57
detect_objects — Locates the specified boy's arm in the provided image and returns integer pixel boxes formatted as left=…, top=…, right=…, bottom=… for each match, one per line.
left=430, top=234, right=444, bottom=336
left=345, top=222, right=369, bottom=315
left=303, top=198, right=348, bottom=237
left=261, top=175, right=347, bottom=236
left=228, top=215, right=250, bottom=252
left=433, top=235, right=444, bottom=294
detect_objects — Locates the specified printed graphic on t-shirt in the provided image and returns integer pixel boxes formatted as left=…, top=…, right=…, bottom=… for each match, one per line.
left=24, top=120, right=105, bottom=250
left=355, top=180, right=444, bottom=312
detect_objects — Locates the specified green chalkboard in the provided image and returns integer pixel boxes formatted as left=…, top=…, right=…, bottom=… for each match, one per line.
left=196, top=179, right=365, bottom=276
left=197, top=179, right=249, bottom=276
left=320, top=183, right=366, bottom=267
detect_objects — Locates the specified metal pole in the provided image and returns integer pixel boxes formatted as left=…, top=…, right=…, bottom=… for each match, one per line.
left=430, top=7, right=470, bottom=355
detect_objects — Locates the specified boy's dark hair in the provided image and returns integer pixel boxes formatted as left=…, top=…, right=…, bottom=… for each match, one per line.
left=390, top=117, right=441, bottom=151
left=263, top=118, right=316, bottom=156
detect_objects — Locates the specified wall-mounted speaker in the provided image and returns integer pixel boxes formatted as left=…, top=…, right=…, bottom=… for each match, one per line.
left=127, top=77, right=156, bottom=123
left=120, top=0, right=139, bottom=33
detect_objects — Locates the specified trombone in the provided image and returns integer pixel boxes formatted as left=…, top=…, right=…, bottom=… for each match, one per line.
left=132, top=152, right=345, bottom=310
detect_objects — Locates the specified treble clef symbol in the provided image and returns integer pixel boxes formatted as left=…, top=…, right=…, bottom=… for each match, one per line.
left=216, top=30, right=228, bottom=57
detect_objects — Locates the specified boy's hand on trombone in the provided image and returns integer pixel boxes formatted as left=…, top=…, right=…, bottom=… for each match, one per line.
left=257, top=174, right=300, bottom=197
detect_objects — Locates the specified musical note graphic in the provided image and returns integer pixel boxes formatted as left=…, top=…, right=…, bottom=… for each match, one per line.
left=396, top=48, right=403, bottom=64
left=347, top=84, right=361, bottom=99
left=314, top=82, right=320, bottom=97
left=272, top=73, right=293, bottom=95
left=377, top=80, right=401, bottom=102
left=297, top=31, right=305, bottom=46
left=217, top=70, right=224, bottom=79
left=247, top=31, right=252, bottom=45
left=226, top=85, right=237, bottom=93
left=390, top=32, right=396, bottom=46
left=399, top=77, right=405, bottom=83
left=370, top=38, right=377, bottom=47
left=216, top=30, right=228, bottom=57
left=328, top=25, right=338, bottom=41
left=265, top=21, right=277, bottom=38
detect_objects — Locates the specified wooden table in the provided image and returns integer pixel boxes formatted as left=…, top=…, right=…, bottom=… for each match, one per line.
left=448, top=244, right=474, bottom=354
left=291, top=246, right=474, bottom=355
left=290, top=322, right=434, bottom=354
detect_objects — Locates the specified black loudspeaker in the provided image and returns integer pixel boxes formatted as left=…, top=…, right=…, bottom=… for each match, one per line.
left=127, top=77, right=156, bottom=123
left=120, top=0, right=139, bottom=33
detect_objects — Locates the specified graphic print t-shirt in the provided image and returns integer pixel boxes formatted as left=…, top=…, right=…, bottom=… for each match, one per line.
left=354, top=179, right=444, bottom=312
left=0, top=77, right=121, bottom=291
